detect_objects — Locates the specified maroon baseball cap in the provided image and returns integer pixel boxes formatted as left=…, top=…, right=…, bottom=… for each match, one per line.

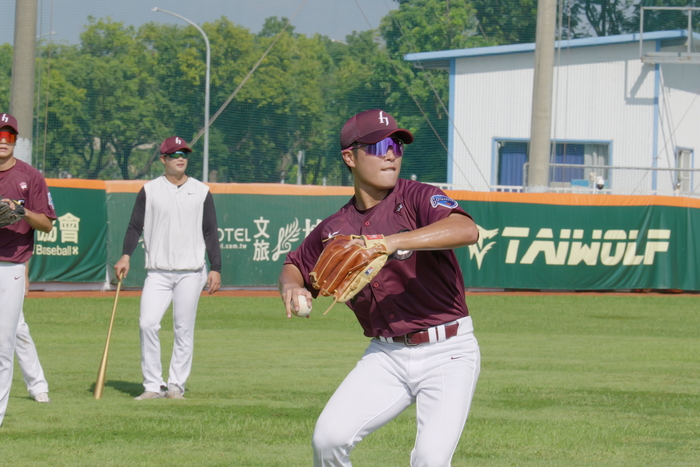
left=340, top=109, right=414, bottom=150
left=0, top=113, right=19, bottom=133
left=160, top=136, right=192, bottom=154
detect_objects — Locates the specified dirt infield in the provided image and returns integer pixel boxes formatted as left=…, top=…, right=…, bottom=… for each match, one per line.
left=26, top=289, right=695, bottom=299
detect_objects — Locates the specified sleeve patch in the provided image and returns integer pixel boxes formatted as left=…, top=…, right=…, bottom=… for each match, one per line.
left=430, top=195, right=458, bottom=209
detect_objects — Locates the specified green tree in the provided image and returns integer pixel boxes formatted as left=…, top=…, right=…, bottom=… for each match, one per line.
left=39, top=18, right=169, bottom=179
left=637, top=0, right=700, bottom=35
left=0, top=44, right=11, bottom=111
left=471, top=0, right=539, bottom=44
left=168, top=16, right=338, bottom=184
left=576, top=0, right=638, bottom=36
left=376, top=0, right=496, bottom=181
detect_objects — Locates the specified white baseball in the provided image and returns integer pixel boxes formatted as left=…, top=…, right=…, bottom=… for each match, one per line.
left=294, top=294, right=312, bottom=318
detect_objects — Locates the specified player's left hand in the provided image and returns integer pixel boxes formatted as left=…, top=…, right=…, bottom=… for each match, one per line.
left=206, top=271, right=221, bottom=295
left=0, top=198, right=26, bottom=228
left=346, top=233, right=398, bottom=255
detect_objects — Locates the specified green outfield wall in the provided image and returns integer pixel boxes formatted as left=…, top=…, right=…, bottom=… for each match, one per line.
left=29, top=180, right=700, bottom=291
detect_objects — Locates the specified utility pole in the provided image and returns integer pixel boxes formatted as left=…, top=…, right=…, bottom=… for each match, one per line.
left=10, top=0, right=38, bottom=165
left=528, top=0, right=557, bottom=191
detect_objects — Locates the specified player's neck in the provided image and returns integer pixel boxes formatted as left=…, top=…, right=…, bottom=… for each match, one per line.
left=164, top=173, right=188, bottom=186
left=353, top=184, right=389, bottom=211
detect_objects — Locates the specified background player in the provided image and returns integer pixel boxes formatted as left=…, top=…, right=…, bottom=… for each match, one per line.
left=16, top=263, right=51, bottom=403
left=0, top=113, right=56, bottom=425
left=279, top=109, right=481, bottom=466
left=114, top=136, right=221, bottom=401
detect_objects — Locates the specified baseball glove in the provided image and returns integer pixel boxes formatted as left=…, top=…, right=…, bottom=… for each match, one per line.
left=0, top=200, right=25, bottom=228
left=309, top=234, right=389, bottom=315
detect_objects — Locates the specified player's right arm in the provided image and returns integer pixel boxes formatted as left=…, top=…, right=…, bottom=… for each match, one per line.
left=0, top=198, right=53, bottom=232
left=23, top=207, right=53, bottom=233
left=278, top=264, right=312, bottom=319
left=385, top=213, right=478, bottom=253
left=114, top=188, right=146, bottom=280
left=279, top=215, right=334, bottom=318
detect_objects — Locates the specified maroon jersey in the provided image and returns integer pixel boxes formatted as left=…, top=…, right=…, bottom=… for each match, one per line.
left=286, top=178, right=473, bottom=338
left=0, top=159, right=57, bottom=263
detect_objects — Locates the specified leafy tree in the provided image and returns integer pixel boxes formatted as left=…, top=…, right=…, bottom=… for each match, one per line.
left=183, top=17, right=336, bottom=184
left=38, top=19, right=169, bottom=179
left=383, top=0, right=490, bottom=53
left=580, top=0, right=638, bottom=36
left=470, top=0, right=539, bottom=44
left=376, top=0, right=498, bottom=181
left=0, top=44, right=11, bottom=111
left=637, top=0, right=700, bottom=35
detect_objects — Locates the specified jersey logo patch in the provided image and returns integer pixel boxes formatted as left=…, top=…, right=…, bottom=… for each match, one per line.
left=430, top=195, right=458, bottom=209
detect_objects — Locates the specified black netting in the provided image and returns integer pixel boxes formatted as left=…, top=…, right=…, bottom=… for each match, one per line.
left=3, top=0, right=697, bottom=184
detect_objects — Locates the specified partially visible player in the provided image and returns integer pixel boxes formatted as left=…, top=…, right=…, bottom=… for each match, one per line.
left=279, top=109, right=481, bottom=466
left=16, top=263, right=51, bottom=403
left=114, top=136, right=221, bottom=401
left=0, top=113, right=56, bottom=425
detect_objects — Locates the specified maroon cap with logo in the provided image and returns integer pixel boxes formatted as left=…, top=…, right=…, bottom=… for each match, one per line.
left=0, top=113, right=19, bottom=133
left=340, top=109, right=414, bottom=150
left=160, top=136, right=193, bottom=154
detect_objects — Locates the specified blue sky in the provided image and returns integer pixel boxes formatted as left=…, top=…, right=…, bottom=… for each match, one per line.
left=2, top=0, right=397, bottom=46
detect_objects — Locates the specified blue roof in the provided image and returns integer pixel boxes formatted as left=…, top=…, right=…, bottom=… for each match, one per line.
left=404, top=30, right=694, bottom=63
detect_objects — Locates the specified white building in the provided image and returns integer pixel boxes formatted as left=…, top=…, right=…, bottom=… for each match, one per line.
left=405, top=30, right=700, bottom=196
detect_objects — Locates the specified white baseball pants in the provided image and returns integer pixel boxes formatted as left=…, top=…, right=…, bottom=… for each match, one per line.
left=16, top=310, right=49, bottom=397
left=313, top=317, right=480, bottom=467
left=0, top=262, right=26, bottom=425
left=139, top=269, right=207, bottom=394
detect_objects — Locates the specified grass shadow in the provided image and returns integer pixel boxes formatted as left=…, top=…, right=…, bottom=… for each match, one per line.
left=87, top=380, right=143, bottom=397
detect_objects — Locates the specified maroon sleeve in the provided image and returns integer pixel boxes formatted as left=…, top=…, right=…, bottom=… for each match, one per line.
left=404, top=181, right=470, bottom=228
left=27, top=171, right=56, bottom=220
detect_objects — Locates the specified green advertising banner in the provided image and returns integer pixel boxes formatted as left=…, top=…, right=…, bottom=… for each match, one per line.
left=454, top=199, right=699, bottom=291
left=36, top=181, right=700, bottom=291
left=30, top=186, right=108, bottom=282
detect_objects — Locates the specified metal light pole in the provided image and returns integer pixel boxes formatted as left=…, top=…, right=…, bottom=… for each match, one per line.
left=152, top=7, right=210, bottom=182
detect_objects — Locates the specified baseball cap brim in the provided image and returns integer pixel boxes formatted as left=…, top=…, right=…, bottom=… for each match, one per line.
left=171, top=145, right=192, bottom=153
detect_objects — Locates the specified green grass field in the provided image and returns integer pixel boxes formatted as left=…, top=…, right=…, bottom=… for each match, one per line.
left=3, top=293, right=699, bottom=466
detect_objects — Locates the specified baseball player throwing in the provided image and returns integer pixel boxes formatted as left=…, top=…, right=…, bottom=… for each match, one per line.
left=0, top=113, right=56, bottom=425
left=114, top=136, right=221, bottom=401
left=279, top=109, right=481, bottom=466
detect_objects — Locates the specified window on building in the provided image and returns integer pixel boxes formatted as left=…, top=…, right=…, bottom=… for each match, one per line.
left=496, top=140, right=609, bottom=187
left=675, top=148, right=692, bottom=193
left=497, top=142, right=528, bottom=186
left=552, top=143, right=585, bottom=182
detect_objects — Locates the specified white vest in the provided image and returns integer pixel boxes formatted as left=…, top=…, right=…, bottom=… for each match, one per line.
left=142, top=175, right=209, bottom=271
